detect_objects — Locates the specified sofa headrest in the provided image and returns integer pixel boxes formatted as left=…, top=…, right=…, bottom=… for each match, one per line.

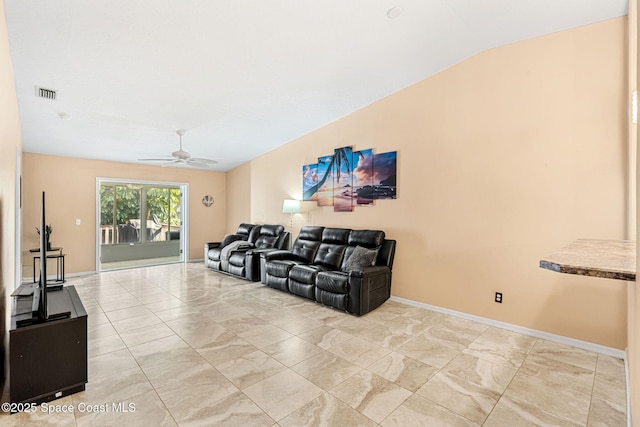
left=247, top=225, right=261, bottom=243
left=322, top=228, right=350, bottom=245
left=298, top=226, right=324, bottom=242
left=255, top=235, right=278, bottom=249
left=237, top=223, right=255, bottom=236
left=260, top=224, right=284, bottom=237
left=348, top=230, right=385, bottom=248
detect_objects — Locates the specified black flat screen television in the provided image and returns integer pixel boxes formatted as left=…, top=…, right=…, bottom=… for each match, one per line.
left=17, top=192, right=70, bottom=326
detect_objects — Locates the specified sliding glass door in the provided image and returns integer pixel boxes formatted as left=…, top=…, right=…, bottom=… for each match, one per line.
left=97, top=179, right=187, bottom=271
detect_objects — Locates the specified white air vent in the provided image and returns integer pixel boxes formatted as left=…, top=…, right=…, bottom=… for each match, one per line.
left=35, top=86, right=57, bottom=100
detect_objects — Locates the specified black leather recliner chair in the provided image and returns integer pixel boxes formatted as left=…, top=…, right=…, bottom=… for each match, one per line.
left=205, top=223, right=290, bottom=281
left=261, top=226, right=396, bottom=315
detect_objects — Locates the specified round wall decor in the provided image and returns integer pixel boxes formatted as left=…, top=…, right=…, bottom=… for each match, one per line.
left=202, top=195, right=214, bottom=207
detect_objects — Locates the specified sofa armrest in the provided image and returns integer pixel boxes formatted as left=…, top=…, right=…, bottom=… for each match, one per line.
left=220, top=234, right=247, bottom=248
left=245, top=248, right=280, bottom=281
left=347, top=266, right=392, bottom=315
left=346, top=265, right=390, bottom=278
left=262, top=250, right=298, bottom=262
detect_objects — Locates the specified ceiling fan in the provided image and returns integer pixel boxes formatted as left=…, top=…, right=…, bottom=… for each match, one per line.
left=138, top=130, right=217, bottom=168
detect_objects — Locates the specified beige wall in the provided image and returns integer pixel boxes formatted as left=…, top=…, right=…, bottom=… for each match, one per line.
left=225, top=162, right=251, bottom=234
left=21, top=154, right=226, bottom=274
left=631, top=0, right=639, bottom=424
left=0, top=0, right=21, bottom=390
left=227, top=18, right=628, bottom=349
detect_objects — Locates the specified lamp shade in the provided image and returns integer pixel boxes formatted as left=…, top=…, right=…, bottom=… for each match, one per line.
left=282, top=199, right=301, bottom=214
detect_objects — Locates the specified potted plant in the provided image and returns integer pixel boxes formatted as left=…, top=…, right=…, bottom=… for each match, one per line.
left=36, top=224, right=53, bottom=250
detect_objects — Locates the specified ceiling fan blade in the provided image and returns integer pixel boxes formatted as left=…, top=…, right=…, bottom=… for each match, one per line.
left=188, top=157, right=218, bottom=164
left=138, top=130, right=217, bottom=168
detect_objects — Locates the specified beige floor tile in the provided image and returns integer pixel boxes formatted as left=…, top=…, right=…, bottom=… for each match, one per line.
left=166, top=319, right=229, bottom=348
left=144, top=297, right=187, bottom=312
left=107, top=305, right=153, bottom=322
left=86, top=311, right=109, bottom=326
left=483, top=394, right=582, bottom=427
left=176, top=391, right=275, bottom=427
left=155, top=379, right=238, bottom=422
left=88, top=348, right=140, bottom=381
left=154, top=305, right=203, bottom=322
left=238, top=323, right=294, bottom=349
left=280, top=392, right=377, bottom=427
left=134, top=290, right=178, bottom=305
left=518, top=352, right=595, bottom=395
left=381, top=394, right=479, bottom=427
left=73, top=365, right=154, bottom=404
left=110, top=312, right=162, bottom=334
left=396, top=334, right=460, bottom=368
left=216, top=350, right=286, bottom=389
left=254, top=309, right=320, bottom=334
left=367, top=351, right=438, bottom=392
left=118, top=322, right=176, bottom=347
left=442, top=353, right=517, bottom=394
left=74, top=389, right=177, bottom=427
left=261, top=336, right=324, bottom=367
left=352, top=324, right=415, bottom=350
left=87, top=320, right=118, bottom=339
left=88, top=333, right=127, bottom=357
left=327, top=315, right=377, bottom=335
left=329, top=370, right=412, bottom=423
left=297, top=325, right=354, bottom=349
left=529, top=339, right=598, bottom=371
left=596, top=355, right=625, bottom=377
left=361, top=308, right=401, bottom=324
left=592, top=371, right=627, bottom=409
left=417, top=371, right=499, bottom=424
left=128, top=335, right=202, bottom=369
left=98, top=299, right=144, bottom=313
left=422, top=322, right=486, bottom=351
left=196, top=335, right=259, bottom=367
left=399, top=305, right=448, bottom=323
left=243, top=369, right=323, bottom=421
left=463, top=327, right=536, bottom=368
left=587, top=397, right=626, bottom=427
left=501, top=372, right=591, bottom=425
left=291, top=350, right=362, bottom=390
left=327, top=336, right=391, bottom=368
left=382, top=314, right=430, bottom=335
left=10, top=396, right=76, bottom=427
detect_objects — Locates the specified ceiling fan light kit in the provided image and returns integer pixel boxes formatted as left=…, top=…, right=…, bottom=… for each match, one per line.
left=138, top=130, right=217, bottom=168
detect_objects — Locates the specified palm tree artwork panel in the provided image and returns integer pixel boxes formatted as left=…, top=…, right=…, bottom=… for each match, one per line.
left=316, top=155, right=334, bottom=206
left=333, top=146, right=354, bottom=212
left=303, top=146, right=396, bottom=212
left=352, top=148, right=374, bottom=207
left=302, top=164, right=319, bottom=202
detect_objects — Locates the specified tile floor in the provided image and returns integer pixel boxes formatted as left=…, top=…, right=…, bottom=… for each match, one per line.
left=1, top=262, right=627, bottom=426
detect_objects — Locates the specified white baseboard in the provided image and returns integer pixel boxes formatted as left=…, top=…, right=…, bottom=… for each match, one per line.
left=389, top=296, right=627, bottom=359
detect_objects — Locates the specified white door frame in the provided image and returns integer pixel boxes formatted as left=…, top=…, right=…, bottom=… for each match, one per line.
left=15, top=148, right=22, bottom=288
left=95, top=177, right=188, bottom=270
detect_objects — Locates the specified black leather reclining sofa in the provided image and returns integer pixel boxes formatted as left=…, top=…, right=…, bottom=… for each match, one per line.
left=261, top=226, right=396, bottom=316
left=205, top=223, right=290, bottom=281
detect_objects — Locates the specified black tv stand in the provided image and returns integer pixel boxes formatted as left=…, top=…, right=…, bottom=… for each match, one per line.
left=10, top=286, right=88, bottom=405
left=11, top=282, right=63, bottom=297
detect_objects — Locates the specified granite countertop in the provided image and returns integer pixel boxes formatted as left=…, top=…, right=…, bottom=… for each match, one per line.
left=539, top=239, right=636, bottom=281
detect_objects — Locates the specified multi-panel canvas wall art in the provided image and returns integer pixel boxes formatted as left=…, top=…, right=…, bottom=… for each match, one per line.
left=303, top=147, right=396, bottom=212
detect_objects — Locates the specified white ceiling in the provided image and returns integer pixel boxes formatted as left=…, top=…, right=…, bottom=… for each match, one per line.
left=5, top=0, right=628, bottom=171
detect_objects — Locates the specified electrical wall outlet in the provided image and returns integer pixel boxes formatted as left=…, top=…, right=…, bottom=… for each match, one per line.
left=495, top=292, right=503, bottom=303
